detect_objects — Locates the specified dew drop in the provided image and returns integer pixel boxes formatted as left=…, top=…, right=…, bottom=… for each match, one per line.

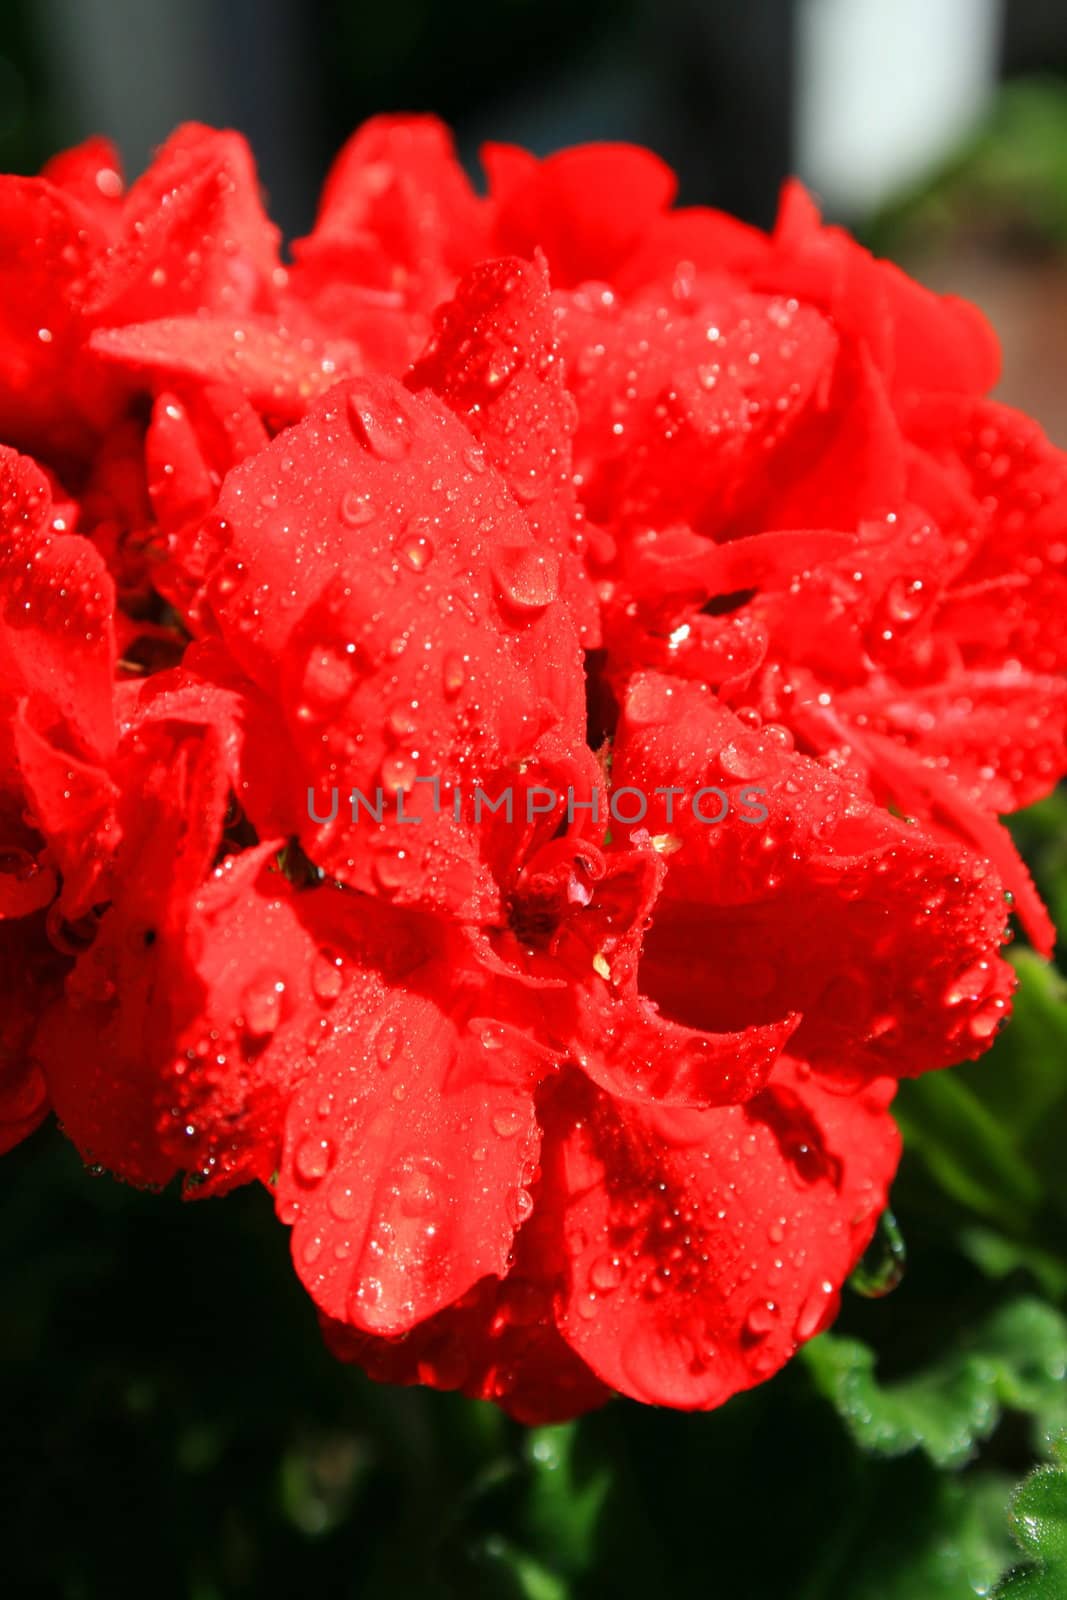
left=381, top=752, right=417, bottom=793
left=376, top=1022, right=402, bottom=1066
left=295, top=1136, right=335, bottom=1184
left=328, top=1180, right=360, bottom=1221
left=397, top=1158, right=440, bottom=1218
left=386, top=702, right=419, bottom=740
left=742, top=1298, right=779, bottom=1342
left=398, top=530, right=434, bottom=571
left=347, top=389, right=411, bottom=460
left=242, top=975, right=285, bottom=1039
left=883, top=576, right=926, bottom=625
left=311, top=947, right=344, bottom=1005
left=302, top=644, right=355, bottom=709
left=849, top=1210, right=906, bottom=1298
left=46, top=905, right=99, bottom=956
left=491, top=547, right=560, bottom=613
left=944, top=960, right=991, bottom=1006
left=373, top=848, right=417, bottom=892
left=338, top=489, right=376, bottom=527
left=795, top=1279, right=836, bottom=1341
left=491, top=1106, right=524, bottom=1139
left=969, top=996, right=1008, bottom=1040
left=349, top=1276, right=384, bottom=1315
left=442, top=653, right=466, bottom=698
left=590, top=1255, right=623, bottom=1293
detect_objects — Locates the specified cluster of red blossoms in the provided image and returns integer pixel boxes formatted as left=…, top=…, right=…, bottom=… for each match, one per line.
left=2, top=119, right=1065, bottom=1420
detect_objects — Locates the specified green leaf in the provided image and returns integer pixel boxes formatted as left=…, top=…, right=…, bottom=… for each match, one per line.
left=956, top=952, right=1067, bottom=1146
left=805, top=1298, right=1067, bottom=1467
left=452, top=1534, right=571, bottom=1600
left=995, top=1434, right=1067, bottom=1598
left=958, top=1227, right=1067, bottom=1303
left=840, top=1469, right=1016, bottom=1600
left=893, top=1070, right=1043, bottom=1235
left=894, top=950, right=1067, bottom=1242
left=520, top=1424, right=612, bottom=1574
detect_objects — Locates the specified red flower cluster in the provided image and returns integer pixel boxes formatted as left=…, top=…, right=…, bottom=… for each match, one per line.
left=2, top=119, right=1063, bottom=1418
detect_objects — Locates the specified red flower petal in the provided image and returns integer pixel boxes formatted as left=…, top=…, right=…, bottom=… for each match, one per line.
left=906, top=396, right=1067, bottom=678
left=320, top=1200, right=611, bottom=1422
left=0, top=177, right=114, bottom=457
left=155, top=851, right=555, bottom=1332
left=760, top=180, right=1000, bottom=397
left=614, top=673, right=1016, bottom=1078
left=407, top=252, right=599, bottom=643
left=494, top=839, right=800, bottom=1109
left=34, top=716, right=231, bottom=1187
left=197, top=376, right=585, bottom=917
left=557, top=285, right=837, bottom=534
left=294, top=114, right=487, bottom=314
left=543, top=1059, right=898, bottom=1408
left=484, top=141, right=677, bottom=287
left=39, top=135, right=125, bottom=230
left=0, top=446, right=116, bottom=764
left=82, top=123, right=281, bottom=325
left=90, top=316, right=362, bottom=422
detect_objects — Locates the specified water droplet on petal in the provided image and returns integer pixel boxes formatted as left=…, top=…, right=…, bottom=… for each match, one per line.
left=376, top=1023, right=402, bottom=1066
left=491, top=547, right=560, bottom=613
left=442, top=653, right=466, bottom=698
left=347, top=389, right=411, bottom=460
left=311, top=947, right=344, bottom=1005
left=491, top=1106, right=524, bottom=1139
left=302, top=644, right=355, bottom=709
left=373, top=849, right=417, bottom=893
left=295, top=1136, right=335, bottom=1184
left=349, top=1276, right=384, bottom=1316
left=742, top=1299, right=779, bottom=1341
left=338, top=489, right=376, bottom=527
left=884, top=576, right=926, bottom=625
left=381, top=752, right=417, bottom=793
left=329, top=1180, right=360, bottom=1221
left=46, top=905, right=99, bottom=956
left=398, top=530, right=434, bottom=571
left=795, top=1279, right=837, bottom=1341
left=969, top=996, right=1009, bottom=1039
left=849, top=1210, right=907, bottom=1298
left=944, top=960, right=991, bottom=1006
left=396, top=1157, right=440, bottom=1218
left=590, top=1255, right=623, bottom=1293
left=242, top=975, right=285, bottom=1039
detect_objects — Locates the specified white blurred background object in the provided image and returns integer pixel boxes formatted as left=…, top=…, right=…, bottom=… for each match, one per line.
left=795, top=0, right=1001, bottom=215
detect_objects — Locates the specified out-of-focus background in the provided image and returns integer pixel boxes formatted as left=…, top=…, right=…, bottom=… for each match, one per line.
left=4, top=0, right=1067, bottom=440
left=5, top=5, right=1067, bottom=1599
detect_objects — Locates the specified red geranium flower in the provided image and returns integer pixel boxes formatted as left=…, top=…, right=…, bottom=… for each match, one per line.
left=1, top=118, right=1061, bottom=1419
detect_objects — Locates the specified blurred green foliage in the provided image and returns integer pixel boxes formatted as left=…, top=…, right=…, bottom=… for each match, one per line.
left=868, top=78, right=1067, bottom=259
left=995, top=1433, right=1067, bottom=1598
